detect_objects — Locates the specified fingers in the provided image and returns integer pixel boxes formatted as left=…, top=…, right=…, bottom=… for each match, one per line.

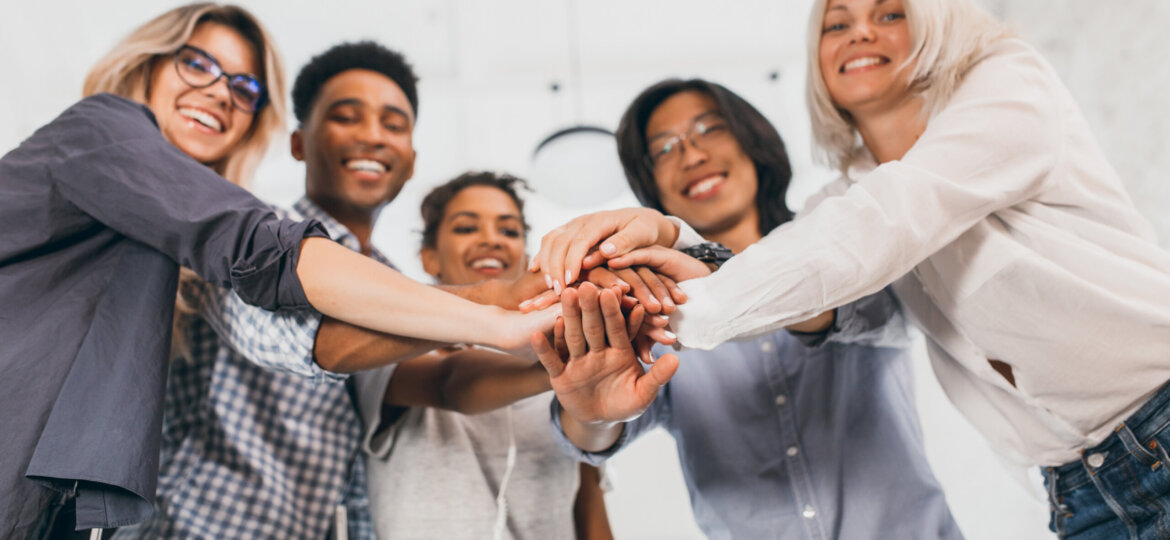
left=519, top=288, right=559, bottom=313
left=581, top=267, right=631, bottom=294
left=598, top=287, right=633, bottom=349
left=553, top=316, right=568, bottom=359
left=561, top=287, right=586, bottom=358
left=608, top=245, right=711, bottom=282
left=636, top=266, right=675, bottom=314
left=660, top=274, right=687, bottom=305
left=616, top=267, right=662, bottom=314
left=577, top=283, right=607, bottom=352
left=531, top=330, right=565, bottom=378
left=626, top=304, right=645, bottom=340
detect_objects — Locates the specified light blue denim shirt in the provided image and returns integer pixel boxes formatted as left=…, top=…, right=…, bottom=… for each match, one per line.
left=552, top=289, right=962, bottom=540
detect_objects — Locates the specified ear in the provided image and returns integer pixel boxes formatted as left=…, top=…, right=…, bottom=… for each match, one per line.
left=420, top=247, right=441, bottom=278
left=405, top=148, right=417, bottom=180
left=290, top=129, right=305, bottom=162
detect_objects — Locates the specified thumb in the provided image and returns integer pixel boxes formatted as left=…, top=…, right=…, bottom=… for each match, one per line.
left=635, top=352, right=679, bottom=402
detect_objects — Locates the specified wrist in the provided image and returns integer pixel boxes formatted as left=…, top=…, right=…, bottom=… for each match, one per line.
left=657, top=213, right=680, bottom=247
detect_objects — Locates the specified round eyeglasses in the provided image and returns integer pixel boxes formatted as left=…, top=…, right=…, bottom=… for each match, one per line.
left=646, top=116, right=731, bottom=169
left=173, top=45, right=267, bottom=113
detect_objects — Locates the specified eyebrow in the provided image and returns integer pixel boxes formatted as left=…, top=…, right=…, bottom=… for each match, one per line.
left=446, top=212, right=524, bottom=222
left=325, top=98, right=413, bottom=122
left=647, top=110, right=722, bottom=142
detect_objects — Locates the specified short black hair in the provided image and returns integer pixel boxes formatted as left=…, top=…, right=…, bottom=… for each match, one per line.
left=615, top=78, right=795, bottom=235
left=291, top=41, right=419, bottom=124
left=420, top=172, right=531, bottom=250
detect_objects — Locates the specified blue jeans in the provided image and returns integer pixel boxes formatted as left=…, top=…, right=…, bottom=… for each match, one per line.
left=1043, top=381, right=1170, bottom=539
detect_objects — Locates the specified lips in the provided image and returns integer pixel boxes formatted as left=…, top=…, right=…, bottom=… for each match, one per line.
left=467, top=255, right=509, bottom=275
left=683, top=173, right=727, bottom=200
left=344, top=158, right=388, bottom=174
left=840, top=55, right=889, bottom=73
left=178, top=107, right=224, bottom=133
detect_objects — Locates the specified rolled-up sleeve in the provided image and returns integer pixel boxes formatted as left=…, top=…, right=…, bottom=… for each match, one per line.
left=43, top=94, right=325, bottom=311
left=671, top=40, right=1064, bottom=349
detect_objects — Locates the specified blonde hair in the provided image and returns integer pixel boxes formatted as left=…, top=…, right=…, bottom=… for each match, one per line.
left=805, top=0, right=1012, bottom=171
left=83, top=3, right=286, bottom=187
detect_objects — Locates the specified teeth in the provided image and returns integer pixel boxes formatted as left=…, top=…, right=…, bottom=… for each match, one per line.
left=843, top=56, right=884, bottom=72
left=470, top=258, right=505, bottom=270
left=345, top=159, right=387, bottom=173
left=179, top=108, right=222, bottom=132
left=686, top=175, right=725, bottom=198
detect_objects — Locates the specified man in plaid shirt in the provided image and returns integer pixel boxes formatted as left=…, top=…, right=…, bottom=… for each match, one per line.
left=114, top=41, right=460, bottom=539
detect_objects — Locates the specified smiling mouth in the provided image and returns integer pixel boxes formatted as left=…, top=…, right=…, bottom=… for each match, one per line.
left=178, top=107, right=223, bottom=132
left=684, top=174, right=727, bottom=199
left=841, top=56, right=889, bottom=73
left=469, top=257, right=507, bottom=271
left=344, top=159, right=389, bottom=175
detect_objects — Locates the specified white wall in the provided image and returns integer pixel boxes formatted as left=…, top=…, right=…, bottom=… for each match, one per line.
left=4, top=2, right=1167, bottom=539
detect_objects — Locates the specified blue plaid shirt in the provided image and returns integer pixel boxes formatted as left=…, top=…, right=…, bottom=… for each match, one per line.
left=114, top=197, right=382, bottom=540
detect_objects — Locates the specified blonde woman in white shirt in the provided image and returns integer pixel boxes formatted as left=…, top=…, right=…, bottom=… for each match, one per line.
left=526, top=0, right=1170, bottom=537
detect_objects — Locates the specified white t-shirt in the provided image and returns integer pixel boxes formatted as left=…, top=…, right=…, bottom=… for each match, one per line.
left=354, top=365, right=580, bottom=540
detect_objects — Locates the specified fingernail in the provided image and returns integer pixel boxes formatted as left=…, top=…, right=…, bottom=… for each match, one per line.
left=601, top=243, right=616, bottom=255
left=657, top=315, right=670, bottom=323
left=544, top=273, right=553, bottom=289
left=554, top=281, right=563, bottom=294
left=616, top=279, right=630, bottom=290
left=565, top=270, right=573, bottom=285
left=664, top=330, right=677, bottom=339
left=519, top=299, right=532, bottom=309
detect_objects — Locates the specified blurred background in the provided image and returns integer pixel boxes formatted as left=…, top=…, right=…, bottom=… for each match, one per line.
left=4, top=1, right=1168, bottom=538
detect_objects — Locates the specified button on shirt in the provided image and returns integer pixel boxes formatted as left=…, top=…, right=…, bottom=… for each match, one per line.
left=669, top=39, right=1170, bottom=466
left=554, top=291, right=960, bottom=540
left=0, top=94, right=325, bottom=537
left=113, top=198, right=380, bottom=540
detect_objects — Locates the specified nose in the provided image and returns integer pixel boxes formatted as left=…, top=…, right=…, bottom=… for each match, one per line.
left=849, top=19, right=876, bottom=44
left=479, top=225, right=505, bottom=247
left=356, top=116, right=389, bottom=148
left=202, top=75, right=234, bottom=111
left=680, top=137, right=709, bottom=170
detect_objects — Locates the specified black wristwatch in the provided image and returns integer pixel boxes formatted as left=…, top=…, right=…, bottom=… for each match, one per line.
left=679, top=242, right=734, bottom=269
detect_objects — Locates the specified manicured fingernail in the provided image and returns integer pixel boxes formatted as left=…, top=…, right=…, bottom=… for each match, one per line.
left=554, top=281, right=563, bottom=294
left=544, top=273, right=553, bottom=289
left=657, top=315, right=670, bottom=323
left=519, top=299, right=532, bottom=309
left=601, top=243, right=616, bottom=255
left=664, top=330, right=677, bottom=339
left=616, top=279, right=630, bottom=290
left=565, top=270, right=573, bottom=285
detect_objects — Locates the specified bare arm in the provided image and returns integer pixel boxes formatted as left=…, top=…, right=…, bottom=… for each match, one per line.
left=381, top=346, right=551, bottom=415
left=574, top=463, right=614, bottom=540
left=297, top=237, right=547, bottom=348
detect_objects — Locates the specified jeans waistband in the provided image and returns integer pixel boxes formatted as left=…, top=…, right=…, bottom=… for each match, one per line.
left=1045, top=380, right=1170, bottom=491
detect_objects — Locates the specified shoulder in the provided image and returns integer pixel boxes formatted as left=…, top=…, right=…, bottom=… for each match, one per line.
left=47, top=94, right=161, bottom=151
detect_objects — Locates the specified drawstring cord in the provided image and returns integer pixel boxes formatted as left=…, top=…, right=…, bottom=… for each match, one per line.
left=493, top=405, right=518, bottom=540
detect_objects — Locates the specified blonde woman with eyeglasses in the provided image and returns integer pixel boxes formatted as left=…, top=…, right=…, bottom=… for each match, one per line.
left=0, top=4, right=554, bottom=537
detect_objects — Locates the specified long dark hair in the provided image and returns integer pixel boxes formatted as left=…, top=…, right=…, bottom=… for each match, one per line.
left=615, top=78, right=794, bottom=234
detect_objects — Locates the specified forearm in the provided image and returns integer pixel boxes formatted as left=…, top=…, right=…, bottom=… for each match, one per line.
left=297, top=237, right=517, bottom=346
left=314, top=317, right=443, bottom=373
left=560, top=403, right=625, bottom=453
left=574, top=464, right=614, bottom=540
left=438, top=354, right=551, bottom=415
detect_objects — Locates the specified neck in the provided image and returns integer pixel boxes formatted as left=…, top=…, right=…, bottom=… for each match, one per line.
left=309, top=194, right=378, bottom=255
left=700, top=211, right=761, bottom=255
left=851, top=95, right=927, bottom=164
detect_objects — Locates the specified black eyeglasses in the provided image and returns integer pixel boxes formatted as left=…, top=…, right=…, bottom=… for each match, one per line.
left=173, top=45, right=267, bottom=113
left=646, top=115, right=731, bottom=169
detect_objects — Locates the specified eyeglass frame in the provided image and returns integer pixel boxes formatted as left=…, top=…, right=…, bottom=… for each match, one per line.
left=172, top=44, right=268, bottom=113
left=644, top=113, right=731, bottom=169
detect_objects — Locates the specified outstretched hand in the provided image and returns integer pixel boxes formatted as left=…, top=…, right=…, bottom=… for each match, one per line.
left=531, top=282, right=678, bottom=425
left=529, top=208, right=680, bottom=294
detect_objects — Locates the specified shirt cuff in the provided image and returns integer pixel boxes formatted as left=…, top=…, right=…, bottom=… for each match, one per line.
left=666, top=216, right=707, bottom=250
left=548, top=397, right=627, bottom=467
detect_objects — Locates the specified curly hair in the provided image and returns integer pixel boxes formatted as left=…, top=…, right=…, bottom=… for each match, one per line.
left=420, top=172, right=531, bottom=251
left=292, top=40, right=418, bottom=124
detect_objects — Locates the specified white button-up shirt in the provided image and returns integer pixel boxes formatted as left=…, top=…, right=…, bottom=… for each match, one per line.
left=670, top=38, right=1170, bottom=466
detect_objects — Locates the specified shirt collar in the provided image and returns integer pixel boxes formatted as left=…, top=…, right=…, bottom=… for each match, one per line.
left=293, top=196, right=392, bottom=267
